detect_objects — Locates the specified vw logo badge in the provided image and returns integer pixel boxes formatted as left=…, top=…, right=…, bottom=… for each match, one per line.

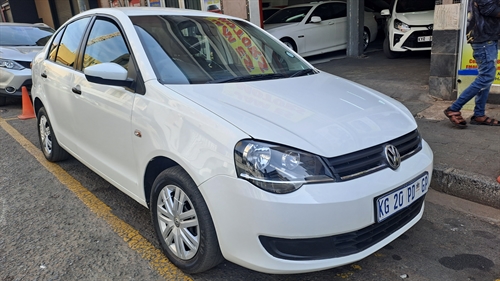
left=384, top=144, right=401, bottom=170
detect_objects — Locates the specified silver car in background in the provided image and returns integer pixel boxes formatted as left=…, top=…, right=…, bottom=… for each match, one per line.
left=0, top=22, right=54, bottom=105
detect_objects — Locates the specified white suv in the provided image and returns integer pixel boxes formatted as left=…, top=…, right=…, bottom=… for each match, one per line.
left=381, top=0, right=435, bottom=58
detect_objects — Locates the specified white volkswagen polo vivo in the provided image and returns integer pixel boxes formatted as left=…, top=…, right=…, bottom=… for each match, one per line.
left=31, top=7, right=433, bottom=274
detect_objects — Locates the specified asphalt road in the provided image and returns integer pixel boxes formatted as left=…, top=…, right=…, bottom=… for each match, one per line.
left=1, top=98, right=500, bottom=280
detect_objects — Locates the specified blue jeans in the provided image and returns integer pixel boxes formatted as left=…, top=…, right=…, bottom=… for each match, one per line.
left=450, top=41, right=498, bottom=117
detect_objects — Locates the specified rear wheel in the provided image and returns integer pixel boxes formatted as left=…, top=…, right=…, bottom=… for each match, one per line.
left=37, top=107, right=69, bottom=162
left=0, top=96, right=6, bottom=106
left=281, top=38, right=297, bottom=52
left=363, top=28, right=370, bottom=50
left=383, top=36, right=402, bottom=59
left=151, top=166, right=223, bottom=274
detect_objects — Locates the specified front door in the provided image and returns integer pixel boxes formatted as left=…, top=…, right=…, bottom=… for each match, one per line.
left=72, top=17, right=139, bottom=194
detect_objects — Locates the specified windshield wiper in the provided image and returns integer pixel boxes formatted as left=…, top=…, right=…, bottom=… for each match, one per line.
left=207, top=73, right=286, bottom=83
left=289, top=68, right=318, bottom=78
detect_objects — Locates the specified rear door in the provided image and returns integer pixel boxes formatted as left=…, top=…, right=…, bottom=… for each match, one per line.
left=39, top=17, right=91, bottom=154
left=303, top=3, right=336, bottom=53
left=330, top=3, right=348, bottom=49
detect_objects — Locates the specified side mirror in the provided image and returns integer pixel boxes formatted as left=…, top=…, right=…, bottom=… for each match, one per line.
left=84, top=62, right=132, bottom=87
left=310, top=16, right=322, bottom=23
left=380, top=9, right=390, bottom=16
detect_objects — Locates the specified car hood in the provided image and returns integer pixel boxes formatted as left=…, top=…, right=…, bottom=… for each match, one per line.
left=165, top=72, right=417, bottom=157
left=396, top=11, right=434, bottom=25
left=264, top=23, right=299, bottom=31
left=0, top=46, right=44, bottom=61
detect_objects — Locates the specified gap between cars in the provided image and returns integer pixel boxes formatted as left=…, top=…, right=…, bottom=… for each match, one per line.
left=0, top=116, right=192, bottom=281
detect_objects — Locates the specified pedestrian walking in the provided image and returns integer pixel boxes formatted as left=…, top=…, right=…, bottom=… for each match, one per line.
left=444, top=0, right=500, bottom=128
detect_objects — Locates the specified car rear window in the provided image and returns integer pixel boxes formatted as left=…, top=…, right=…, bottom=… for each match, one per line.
left=0, top=25, right=54, bottom=46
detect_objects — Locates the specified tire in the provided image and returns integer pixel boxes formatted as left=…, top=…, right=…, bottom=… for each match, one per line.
left=281, top=38, right=297, bottom=52
left=37, top=107, right=69, bottom=162
left=150, top=166, right=223, bottom=274
left=383, top=36, right=402, bottom=59
left=0, top=96, right=6, bottom=106
left=363, top=28, right=370, bottom=51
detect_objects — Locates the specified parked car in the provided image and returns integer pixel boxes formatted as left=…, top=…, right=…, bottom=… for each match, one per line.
left=364, top=0, right=391, bottom=32
left=381, top=0, right=435, bottom=58
left=0, top=22, right=54, bottom=105
left=264, top=1, right=378, bottom=57
left=206, top=4, right=221, bottom=13
left=31, top=8, right=433, bottom=274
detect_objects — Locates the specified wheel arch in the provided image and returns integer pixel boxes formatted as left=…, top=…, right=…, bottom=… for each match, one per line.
left=280, top=36, right=297, bottom=52
left=34, top=97, right=44, bottom=116
left=143, top=156, right=181, bottom=208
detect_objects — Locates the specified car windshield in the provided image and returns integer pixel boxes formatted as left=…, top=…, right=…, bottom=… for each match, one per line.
left=396, top=0, right=435, bottom=13
left=131, top=15, right=314, bottom=84
left=0, top=25, right=54, bottom=46
left=264, top=6, right=312, bottom=24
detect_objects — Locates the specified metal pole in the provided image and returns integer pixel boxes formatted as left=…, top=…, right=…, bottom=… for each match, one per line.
left=347, top=0, right=364, bottom=57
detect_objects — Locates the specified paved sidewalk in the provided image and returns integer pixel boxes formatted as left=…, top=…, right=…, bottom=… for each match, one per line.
left=313, top=50, right=500, bottom=209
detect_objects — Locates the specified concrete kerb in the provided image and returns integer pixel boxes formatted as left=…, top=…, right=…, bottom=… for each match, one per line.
left=431, top=163, right=500, bottom=210
left=416, top=100, right=500, bottom=210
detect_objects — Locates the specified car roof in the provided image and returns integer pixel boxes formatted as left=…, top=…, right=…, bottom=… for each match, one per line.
left=77, top=7, right=242, bottom=20
left=280, top=0, right=346, bottom=8
left=0, top=22, right=51, bottom=28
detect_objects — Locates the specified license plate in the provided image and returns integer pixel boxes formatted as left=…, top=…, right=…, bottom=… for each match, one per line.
left=418, top=36, right=432, bottom=42
left=376, top=172, right=429, bottom=222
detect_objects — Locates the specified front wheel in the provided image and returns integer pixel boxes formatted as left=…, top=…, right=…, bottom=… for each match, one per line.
left=150, top=166, right=223, bottom=274
left=383, top=36, right=402, bottom=59
left=37, top=107, right=69, bottom=162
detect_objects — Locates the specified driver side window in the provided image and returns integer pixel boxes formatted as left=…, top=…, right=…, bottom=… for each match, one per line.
left=83, top=18, right=130, bottom=71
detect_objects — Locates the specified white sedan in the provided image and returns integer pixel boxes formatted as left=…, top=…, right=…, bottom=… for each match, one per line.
left=265, top=1, right=378, bottom=57
left=31, top=7, right=432, bottom=274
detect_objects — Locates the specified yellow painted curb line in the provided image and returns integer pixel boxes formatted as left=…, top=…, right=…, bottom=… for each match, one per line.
left=0, top=117, right=192, bottom=281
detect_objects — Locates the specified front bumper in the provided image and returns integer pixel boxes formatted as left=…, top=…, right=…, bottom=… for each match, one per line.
left=0, top=67, right=32, bottom=97
left=389, top=27, right=433, bottom=52
left=199, top=140, right=433, bottom=274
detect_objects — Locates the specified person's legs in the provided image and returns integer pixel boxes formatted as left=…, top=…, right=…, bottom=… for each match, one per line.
left=472, top=41, right=498, bottom=117
left=449, top=41, right=497, bottom=113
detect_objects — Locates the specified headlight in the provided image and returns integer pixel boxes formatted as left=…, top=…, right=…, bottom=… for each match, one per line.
left=0, top=59, right=24, bottom=70
left=394, top=19, right=410, bottom=33
left=234, top=140, right=334, bottom=194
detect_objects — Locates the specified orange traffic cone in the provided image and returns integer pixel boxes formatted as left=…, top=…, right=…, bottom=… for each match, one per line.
left=18, top=86, right=35, bottom=120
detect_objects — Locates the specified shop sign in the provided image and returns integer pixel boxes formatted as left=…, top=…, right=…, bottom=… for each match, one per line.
left=150, top=0, right=161, bottom=6
left=459, top=0, right=500, bottom=84
left=129, top=0, right=141, bottom=7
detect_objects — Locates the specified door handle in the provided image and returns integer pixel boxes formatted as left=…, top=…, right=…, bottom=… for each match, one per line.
left=41, top=73, right=47, bottom=78
left=328, top=22, right=334, bottom=25
left=72, top=86, right=82, bottom=95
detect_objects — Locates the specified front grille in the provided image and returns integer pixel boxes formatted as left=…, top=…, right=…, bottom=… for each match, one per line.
left=16, top=61, right=32, bottom=69
left=325, top=130, right=422, bottom=182
left=402, top=30, right=433, bottom=48
left=259, top=196, right=425, bottom=261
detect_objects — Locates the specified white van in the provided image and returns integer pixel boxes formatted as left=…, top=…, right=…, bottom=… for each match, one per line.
left=381, top=0, right=435, bottom=58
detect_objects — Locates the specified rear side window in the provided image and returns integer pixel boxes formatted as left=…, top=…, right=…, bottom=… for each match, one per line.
left=54, top=17, right=90, bottom=67
left=47, top=27, right=65, bottom=62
